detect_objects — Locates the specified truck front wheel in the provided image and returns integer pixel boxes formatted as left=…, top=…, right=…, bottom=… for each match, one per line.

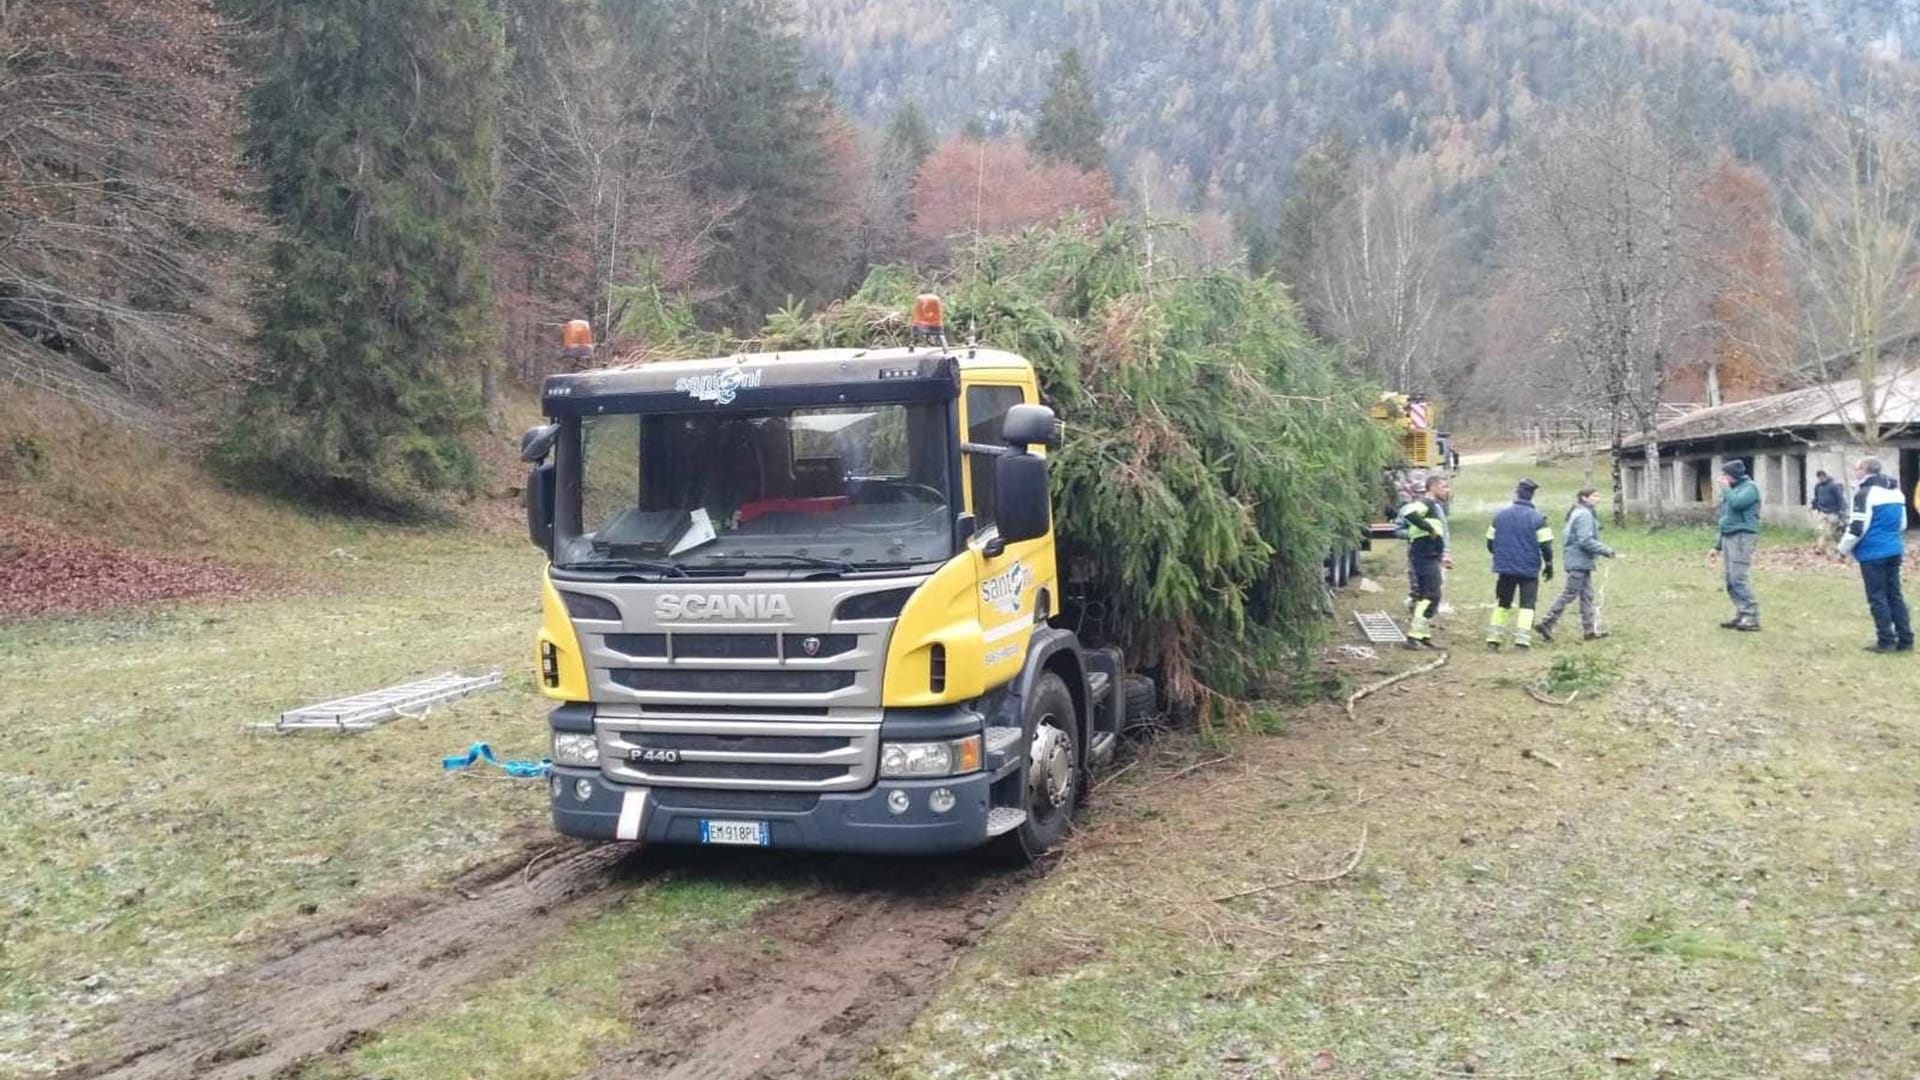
left=997, top=671, right=1081, bottom=861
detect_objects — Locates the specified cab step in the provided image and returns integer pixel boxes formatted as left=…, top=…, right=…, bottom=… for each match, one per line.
left=985, top=806, right=1028, bottom=837
left=1086, top=669, right=1112, bottom=703
left=1088, top=730, right=1117, bottom=766
left=984, top=725, right=1024, bottom=757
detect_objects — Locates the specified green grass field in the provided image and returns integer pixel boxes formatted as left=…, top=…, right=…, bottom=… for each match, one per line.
left=8, top=444, right=1917, bottom=1079
left=0, top=529, right=567, bottom=1072
left=854, top=451, right=1920, bottom=1079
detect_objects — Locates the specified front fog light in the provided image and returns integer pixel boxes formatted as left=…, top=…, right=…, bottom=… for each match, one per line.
left=552, top=732, right=599, bottom=767
left=887, top=790, right=911, bottom=815
left=929, top=787, right=956, bottom=814
left=573, top=778, right=595, bottom=803
left=549, top=774, right=563, bottom=798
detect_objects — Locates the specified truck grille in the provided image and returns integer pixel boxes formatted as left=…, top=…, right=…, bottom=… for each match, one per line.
left=596, top=715, right=879, bottom=791
left=610, top=669, right=856, bottom=694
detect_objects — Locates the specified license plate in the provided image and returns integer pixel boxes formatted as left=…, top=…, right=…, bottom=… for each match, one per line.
left=700, top=819, right=770, bottom=846
left=629, top=747, right=680, bottom=764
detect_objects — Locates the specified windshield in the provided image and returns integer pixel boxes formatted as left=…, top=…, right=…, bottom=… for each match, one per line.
left=555, top=402, right=955, bottom=572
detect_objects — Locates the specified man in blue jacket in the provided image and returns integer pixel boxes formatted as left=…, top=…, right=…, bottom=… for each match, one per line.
left=1485, top=478, right=1553, bottom=651
left=1836, top=457, right=1912, bottom=654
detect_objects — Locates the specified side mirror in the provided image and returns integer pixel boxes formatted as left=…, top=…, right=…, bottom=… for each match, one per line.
left=993, top=452, right=1051, bottom=544
left=526, top=463, right=556, bottom=552
left=520, top=423, right=559, bottom=464
left=1001, top=403, right=1058, bottom=449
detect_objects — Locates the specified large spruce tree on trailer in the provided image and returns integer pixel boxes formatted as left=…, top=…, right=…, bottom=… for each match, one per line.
left=234, top=0, right=503, bottom=501
left=1029, top=48, right=1106, bottom=174
left=761, top=225, right=1390, bottom=721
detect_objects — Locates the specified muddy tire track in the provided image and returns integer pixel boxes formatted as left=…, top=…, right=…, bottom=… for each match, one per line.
left=61, top=840, right=647, bottom=1080
left=577, top=859, right=1039, bottom=1080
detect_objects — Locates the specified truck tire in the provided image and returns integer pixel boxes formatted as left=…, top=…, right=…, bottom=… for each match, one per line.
left=996, top=672, right=1080, bottom=862
left=1122, top=674, right=1158, bottom=731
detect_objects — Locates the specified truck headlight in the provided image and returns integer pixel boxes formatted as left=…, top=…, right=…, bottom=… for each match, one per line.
left=880, top=735, right=982, bottom=778
left=551, top=732, right=600, bottom=767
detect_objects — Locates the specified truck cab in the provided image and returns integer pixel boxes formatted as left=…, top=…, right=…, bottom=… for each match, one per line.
left=520, top=315, right=1143, bottom=859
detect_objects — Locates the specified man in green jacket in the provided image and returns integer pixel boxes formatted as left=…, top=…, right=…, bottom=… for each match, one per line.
left=1708, top=459, right=1761, bottom=631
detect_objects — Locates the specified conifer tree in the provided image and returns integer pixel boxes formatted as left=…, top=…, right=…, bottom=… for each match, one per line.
left=1029, top=48, right=1106, bottom=173
left=1275, top=130, right=1355, bottom=333
left=759, top=224, right=1391, bottom=720
left=882, top=101, right=936, bottom=179
left=631, top=0, right=848, bottom=329
left=234, top=0, right=504, bottom=502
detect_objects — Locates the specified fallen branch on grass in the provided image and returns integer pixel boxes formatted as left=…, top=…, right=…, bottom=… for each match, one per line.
left=1211, top=823, right=1370, bottom=902
left=1140, top=755, right=1233, bottom=791
left=1345, top=653, right=1448, bottom=718
left=1526, top=687, right=1580, bottom=707
left=1520, top=748, right=1564, bottom=770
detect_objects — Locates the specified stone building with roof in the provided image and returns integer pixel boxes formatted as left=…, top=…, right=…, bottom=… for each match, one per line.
left=1616, top=369, right=1920, bottom=529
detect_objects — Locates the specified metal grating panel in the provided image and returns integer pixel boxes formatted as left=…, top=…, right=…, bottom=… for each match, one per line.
left=263, top=671, right=502, bottom=733
left=1353, top=611, right=1408, bottom=644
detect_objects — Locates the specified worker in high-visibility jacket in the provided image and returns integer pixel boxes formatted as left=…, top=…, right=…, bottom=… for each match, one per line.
left=1485, top=478, right=1554, bottom=651
left=1399, top=474, right=1452, bottom=649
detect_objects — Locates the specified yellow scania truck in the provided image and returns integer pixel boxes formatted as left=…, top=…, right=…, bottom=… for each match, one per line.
left=518, top=304, right=1150, bottom=859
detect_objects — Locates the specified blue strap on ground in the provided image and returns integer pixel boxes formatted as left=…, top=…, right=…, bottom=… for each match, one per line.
left=441, top=741, right=551, bottom=779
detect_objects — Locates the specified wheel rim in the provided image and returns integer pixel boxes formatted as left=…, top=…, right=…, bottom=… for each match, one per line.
left=1027, top=714, right=1075, bottom=819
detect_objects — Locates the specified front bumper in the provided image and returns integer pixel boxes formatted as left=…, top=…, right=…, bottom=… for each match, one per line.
left=548, top=767, right=994, bottom=854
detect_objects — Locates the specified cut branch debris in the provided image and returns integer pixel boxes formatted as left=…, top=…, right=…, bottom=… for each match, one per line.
left=1345, top=653, right=1448, bottom=718
left=1211, top=824, right=1370, bottom=902
left=1526, top=687, right=1579, bottom=707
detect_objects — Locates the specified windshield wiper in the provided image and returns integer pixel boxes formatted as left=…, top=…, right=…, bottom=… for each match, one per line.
left=713, top=552, right=858, bottom=573
left=556, top=557, right=686, bottom=577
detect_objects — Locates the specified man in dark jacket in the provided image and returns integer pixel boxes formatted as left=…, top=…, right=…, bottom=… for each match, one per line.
left=1836, top=457, right=1913, bottom=653
left=1485, top=478, right=1554, bottom=651
left=1809, top=469, right=1848, bottom=556
left=1399, top=474, right=1451, bottom=650
left=1708, top=459, right=1761, bottom=630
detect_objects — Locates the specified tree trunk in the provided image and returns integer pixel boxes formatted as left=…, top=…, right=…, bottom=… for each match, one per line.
left=480, top=361, right=501, bottom=434
left=1644, top=433, right=1665, bottom=527
left=1609, top=431, right=1626, bottom=526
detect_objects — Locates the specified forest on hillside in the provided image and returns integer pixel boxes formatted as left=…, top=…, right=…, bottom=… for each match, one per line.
left=4, top=0, right=1918, bottom=504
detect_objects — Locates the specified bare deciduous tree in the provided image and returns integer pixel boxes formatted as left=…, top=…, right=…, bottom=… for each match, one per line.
left=1502, top=92, right=1717, bottom=525
left=1313, top=155, right=1458, bottom=393
left=496, top=0, right=735, bottom=398
left=1, top=4, right=259, bottom=427
left=1780, top=86, right=1919, bottom=445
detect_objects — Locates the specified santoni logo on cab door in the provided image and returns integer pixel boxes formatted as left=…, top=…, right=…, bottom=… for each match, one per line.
left=981, top=561, right=1030, bottom=616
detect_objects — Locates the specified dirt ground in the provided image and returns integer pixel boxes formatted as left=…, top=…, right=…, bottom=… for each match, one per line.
left=58, top=845, right=1040, bottom=1080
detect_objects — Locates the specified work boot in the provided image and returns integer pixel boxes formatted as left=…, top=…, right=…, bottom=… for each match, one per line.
left=1535, top=623, right=1555, bottom=643
left=1485, top=642, right=1501, bottom=653
left=1734, top=618, right=1761, bottom=632
left=1898, top=641, right=1915, bottom=652
left=1718, top=617, right=1743, bottom=629
left=1583, top=630, right=1610, bottom=640
left=1865, top=643, right=1897, bottom=654
left=1514, top=641, right=1530, bottom=651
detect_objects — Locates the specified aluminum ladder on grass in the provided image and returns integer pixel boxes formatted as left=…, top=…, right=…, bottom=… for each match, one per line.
left=1352, top=611, right=1407, bottom=645
left=263, top=670, right=503, bottom=733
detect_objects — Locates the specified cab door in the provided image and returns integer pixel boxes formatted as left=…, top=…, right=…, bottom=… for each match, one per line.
left=961, top=379, right=1058, bottom=685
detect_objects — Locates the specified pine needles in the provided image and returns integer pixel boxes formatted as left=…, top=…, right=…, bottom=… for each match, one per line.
left=762, top=222, right=1393, bottom=724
